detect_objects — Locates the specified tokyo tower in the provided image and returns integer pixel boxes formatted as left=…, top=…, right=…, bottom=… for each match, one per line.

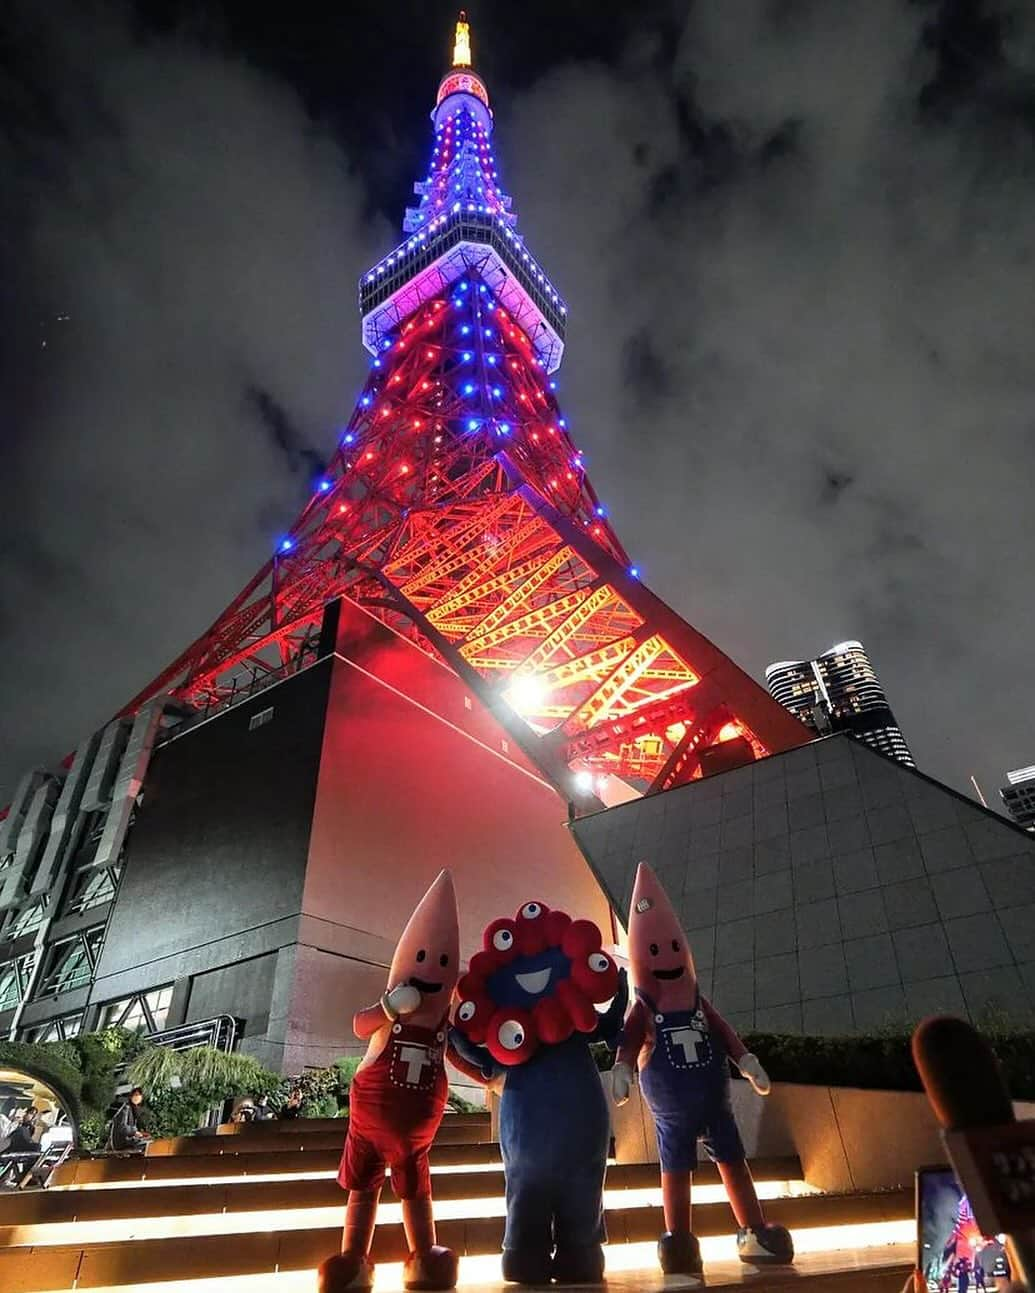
left=118, top=15, right=807, bottom=800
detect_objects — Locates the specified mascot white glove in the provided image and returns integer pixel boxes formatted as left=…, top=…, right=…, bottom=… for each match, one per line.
left=737, top=1052, right=771, bottom=1096
left=611, top=1061, right=635, bottom=1106
left=383, top=983, right=422, bottom=1019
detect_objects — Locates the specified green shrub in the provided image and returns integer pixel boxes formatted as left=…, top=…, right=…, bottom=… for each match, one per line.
left=0, top=1040, right=83, bottom=1115
left=124, top=1045, right=288, bottom=1138
left=742, top=1026, right=1035, bottom=1100
left=300, top=1093, right=340, bottom=1120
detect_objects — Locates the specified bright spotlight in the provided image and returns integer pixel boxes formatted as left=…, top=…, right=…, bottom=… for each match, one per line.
left=574, top=770, right=595, bottom=793
left=505, top=674, right=545, bottom=716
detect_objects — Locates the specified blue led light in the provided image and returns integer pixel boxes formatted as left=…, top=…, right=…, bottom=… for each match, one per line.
left=460, top=324, right=471, bottom=335
left=629, top=566, right=639, bottom=578
left=467, top=418, right=479, bottom=432
left=487, top=354, right=497, bottom=365
left=462, top=350, right=473, bottom=362
left=280, top=538, right=294, bottom=552
left=318, top=480, right=331, bottom=492
left=360, top=396, right=371, bottom=407
left=344, top=433, right=355, bottom=445
left=463, top=383, right=475, bottom=395
left=499, top=422, right=511, bottom=434
left=484, top=328, right=493, bottom=338
left=558, top=418, right=567, bottom=427
left=492, top=386, right=502, bottom=397
left=479, top=284, right=487, bottom=294
left=459, top=280, right=469, bottom=291
left=595, top=505, right=605, bottom=517
left=382, top=339, right=392, bottom=350
left=549, top=380, right=557, bottom=390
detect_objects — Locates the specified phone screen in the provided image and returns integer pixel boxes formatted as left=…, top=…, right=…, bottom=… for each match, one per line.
left=916, top=1166, right=1012, bottom=1290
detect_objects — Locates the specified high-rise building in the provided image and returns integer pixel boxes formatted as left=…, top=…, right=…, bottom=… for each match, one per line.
left=765, top=640, right=914, bottom=767
left=0, top=18, right=808, bottom=1057
left=1000, top=766, right=1035, bottom=831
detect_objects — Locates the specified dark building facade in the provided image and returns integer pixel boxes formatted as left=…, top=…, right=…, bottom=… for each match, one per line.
left=765, top=640, right=914, bottom=768
left=0, top=599, right=610, bottom=1070
left=572, top=734, right=1035, bottom=1036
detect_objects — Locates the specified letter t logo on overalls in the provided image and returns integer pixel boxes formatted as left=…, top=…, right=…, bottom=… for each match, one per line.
left=398, top=1043, right=432, bottom=1086
left=666, top=1024, right=707, bottom=1066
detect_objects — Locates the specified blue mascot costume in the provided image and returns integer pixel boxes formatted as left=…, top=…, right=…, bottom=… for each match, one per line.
left=450, top=900, right=627, bottom=1285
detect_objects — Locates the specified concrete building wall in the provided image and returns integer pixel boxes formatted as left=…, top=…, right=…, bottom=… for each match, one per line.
left=573, top=733, right=1035, bottom=1035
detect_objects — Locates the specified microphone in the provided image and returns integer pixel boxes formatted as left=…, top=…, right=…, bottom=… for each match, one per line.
left=913, top=1015, right=1035, bottom=1291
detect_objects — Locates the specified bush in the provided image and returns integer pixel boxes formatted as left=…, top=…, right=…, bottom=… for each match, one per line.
left=0, top=1040, right=83, bottom=1115
left=300, top=1093, right=340, bottom=1119
left=125, top=1045, right=288, bottom=1138
left=742, top=1024, right=1035, bottom=1100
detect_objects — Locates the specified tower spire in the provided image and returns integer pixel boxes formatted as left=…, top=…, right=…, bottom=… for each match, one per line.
left=109, top=14, right=810, bottom=798
left=452, top=11, right=472, bottom=68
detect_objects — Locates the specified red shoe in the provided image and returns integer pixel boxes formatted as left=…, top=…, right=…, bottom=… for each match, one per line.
left=403, top=1245, right=459, bottom=1290
left=318, top=1251, right=375, bottom=1292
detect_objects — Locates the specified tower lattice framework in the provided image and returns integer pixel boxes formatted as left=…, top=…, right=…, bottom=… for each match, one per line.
left=118, top=16, right=807, bottom=798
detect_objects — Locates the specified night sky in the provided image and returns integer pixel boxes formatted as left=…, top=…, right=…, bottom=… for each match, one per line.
left=2, top=0, right=1033, bottom=805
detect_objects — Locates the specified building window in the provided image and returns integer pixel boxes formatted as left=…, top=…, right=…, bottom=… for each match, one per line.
left=0, top=954, right=36, bottom=1011
left=63, top=862, right=120, bottom=916
left=1, top=898, right=48, bottom=940
left=21, top=1012, right=84, bottom=1043
left=37, top=927, right=104, bottom=997
left=66, top=809, right=107, bottom=870
left=100, top=985, right=174, bottom=1034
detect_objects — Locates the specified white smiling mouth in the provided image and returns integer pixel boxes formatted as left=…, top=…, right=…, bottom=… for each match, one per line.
left=515, top=968, right=552, bottom=995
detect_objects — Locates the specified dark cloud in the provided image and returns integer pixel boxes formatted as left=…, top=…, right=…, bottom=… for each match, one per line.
left=2, top=0, right=1033, bottom=807
left=0, top=1, right=385, bottom=797
left=502, top=0, right=1035, bottom=793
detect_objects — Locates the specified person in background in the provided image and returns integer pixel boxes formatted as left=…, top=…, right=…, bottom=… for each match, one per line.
left=280, top=1088, right=303, bottom=1120
left=106, top=1088, right=150, bottom=1153
left=253, top=1094, right=275, bottom=1122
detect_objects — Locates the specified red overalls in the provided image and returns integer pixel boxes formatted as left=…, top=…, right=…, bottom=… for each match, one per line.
left=338, top=1015, right=448, bottom=1200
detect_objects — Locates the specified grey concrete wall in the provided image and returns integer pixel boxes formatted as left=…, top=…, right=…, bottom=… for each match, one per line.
left=573, top=734, right=1035, bottom=1035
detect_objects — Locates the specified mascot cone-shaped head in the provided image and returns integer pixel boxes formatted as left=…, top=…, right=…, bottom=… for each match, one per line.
left=627, top=862, right=697, bottom=1012
left=389, top=869, right=460, bottom=1028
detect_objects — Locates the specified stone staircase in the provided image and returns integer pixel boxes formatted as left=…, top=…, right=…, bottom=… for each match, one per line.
left=0, top=1113, right=915, bottom=1291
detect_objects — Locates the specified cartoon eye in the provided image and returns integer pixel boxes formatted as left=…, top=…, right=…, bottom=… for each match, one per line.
left=520, top=902, right=543, bottom=919
left=440, top=953, right=449, bottom=967
left=416, top=949, right=426, bottom=963
left=671, top=940, right=680, bottom=952
left=588, top=952, right=610, bottom=974
left=498, top=1019, right=526, bottom=1050
left=649, top=942, right=659, bottom=956
left=493, top=928, right=514, bottom=951
left=457, top=1001, right=477, bottom=1022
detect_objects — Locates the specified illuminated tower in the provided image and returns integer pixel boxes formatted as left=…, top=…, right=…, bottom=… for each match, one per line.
left=114, top=15, right=807, bottom=799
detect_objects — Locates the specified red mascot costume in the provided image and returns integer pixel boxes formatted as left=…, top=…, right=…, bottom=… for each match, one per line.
left=319, top=870, right=460, bottom=1293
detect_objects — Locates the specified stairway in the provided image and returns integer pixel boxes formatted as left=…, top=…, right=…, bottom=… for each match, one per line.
left=0, top=1113, right=915, bottom=1292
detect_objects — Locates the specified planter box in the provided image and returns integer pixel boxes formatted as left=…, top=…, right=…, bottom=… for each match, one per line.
left=613, top=1070, right=1035, bottom=1194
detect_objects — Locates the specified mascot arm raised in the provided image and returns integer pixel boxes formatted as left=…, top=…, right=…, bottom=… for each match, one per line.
left=591, top=967, right=628, bottom=1046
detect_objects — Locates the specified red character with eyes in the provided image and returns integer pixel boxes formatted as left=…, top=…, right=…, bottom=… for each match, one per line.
left=451, top=900, right=627, bottom=1285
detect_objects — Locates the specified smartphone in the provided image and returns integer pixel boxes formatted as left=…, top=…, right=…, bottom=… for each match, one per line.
left=916, top=1165, right=1012, bottom=1290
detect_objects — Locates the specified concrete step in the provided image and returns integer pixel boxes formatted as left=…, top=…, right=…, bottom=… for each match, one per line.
left=0, top=1187, right=913, bottom=1291
left=0, top=1157, right=805, bottom=1227
left=51, top=1139, right=500, bottom=1187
